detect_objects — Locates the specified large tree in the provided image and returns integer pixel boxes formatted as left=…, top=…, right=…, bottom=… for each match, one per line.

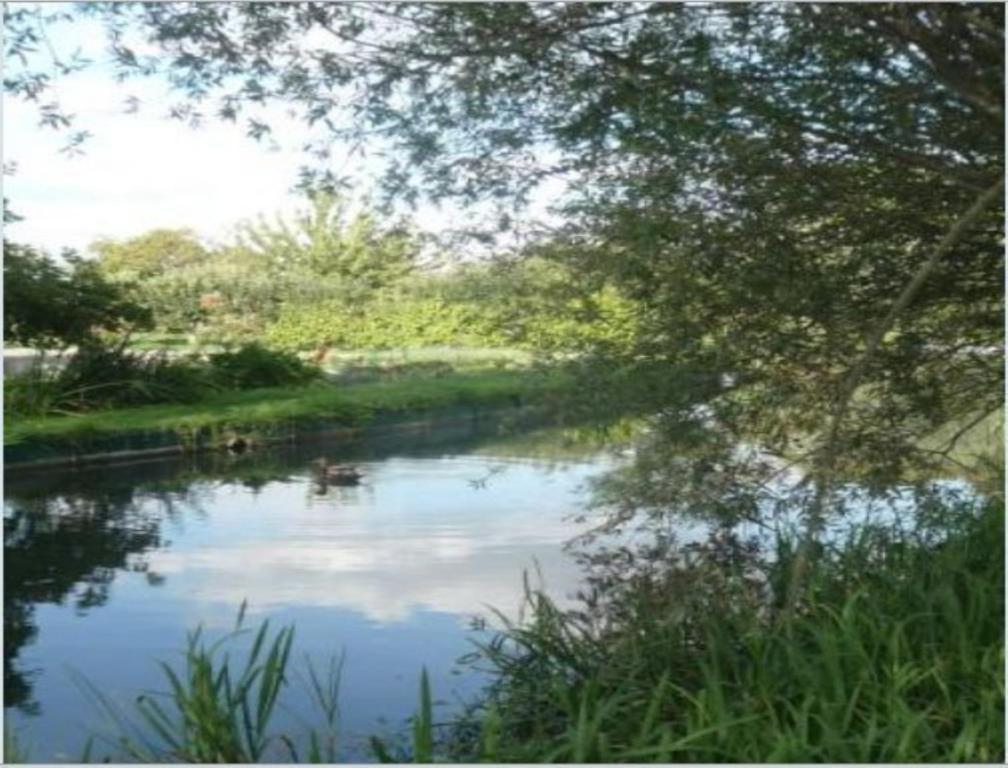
left=6, top=2, right=1004, bottom=508
left=90, top=228, right=210, bottom=280
left=235, top=192, right=418, bottom=289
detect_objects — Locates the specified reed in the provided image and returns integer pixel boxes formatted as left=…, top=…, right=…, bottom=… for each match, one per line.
left=448, top=497, right=1004, bottom=763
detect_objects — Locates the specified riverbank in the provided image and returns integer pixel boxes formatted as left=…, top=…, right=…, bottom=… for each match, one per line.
left=3, top=368, right=572, bottom=466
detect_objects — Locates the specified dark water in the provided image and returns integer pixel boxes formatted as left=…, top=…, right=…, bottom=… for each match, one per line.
left=4, top=420, right=618, bottom=761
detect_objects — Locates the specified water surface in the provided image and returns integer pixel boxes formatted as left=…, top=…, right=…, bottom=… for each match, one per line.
left=4, top=421, right=616, bottom=761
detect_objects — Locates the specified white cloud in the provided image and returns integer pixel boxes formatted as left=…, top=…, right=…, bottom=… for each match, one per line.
left=144, top=475, right=593, bottom=624
left=3, top=69, right=314, bottom=252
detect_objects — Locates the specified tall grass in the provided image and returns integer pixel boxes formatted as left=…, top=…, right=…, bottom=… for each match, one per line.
left=447, top=497, right=1004, bottom=763
left=6, top=367, right=567, bottom=447
left=5, top=340, right=320, bottom=419
left=75, top=606, right=342, bottom=763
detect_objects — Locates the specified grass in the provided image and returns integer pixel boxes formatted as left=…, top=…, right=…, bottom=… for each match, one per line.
left=4, top=368, right=569, bottom=447
left=448, top=496, right=1004, bottom=763
left=72, top=606, right=341, bottom=763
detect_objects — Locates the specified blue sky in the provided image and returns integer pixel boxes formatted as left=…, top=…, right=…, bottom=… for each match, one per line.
left=2, top=5, right=561, bottom=257
left=3, top=9, right=322, bottom=253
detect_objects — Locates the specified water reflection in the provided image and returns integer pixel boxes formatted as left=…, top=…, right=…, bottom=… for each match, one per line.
left=3, top=420, right=614, bottom=760
left=4, top=488, right=166, bottom=713
left=143, top=458, right=591, bottom=624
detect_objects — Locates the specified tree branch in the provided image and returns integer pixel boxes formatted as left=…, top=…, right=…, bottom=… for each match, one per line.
left=820, top=174, right=1004, bottom=479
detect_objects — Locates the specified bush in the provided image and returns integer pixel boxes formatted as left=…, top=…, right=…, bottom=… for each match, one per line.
left=6, top=341, right=321, bottom=418
left=37, top=341, right=216, bottom=413
left=431, top=496, right=1005, bottom=763
left=266, top=298, right=512, bottom=351
left=265, top=288, right=641, bottom=353
left=207, top=343, right=321, bottom=389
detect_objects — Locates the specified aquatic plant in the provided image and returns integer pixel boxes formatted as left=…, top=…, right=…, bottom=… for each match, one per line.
left=77, top=606, right=298, bottom=762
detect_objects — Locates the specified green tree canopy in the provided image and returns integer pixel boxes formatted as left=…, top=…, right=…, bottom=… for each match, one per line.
left=6, top=2, right=1004, bottom=499
left=3, top=242, right=153, bottom=348
left=90, top=228, right=210, bottom=280
left=234, top=192, right=418, bottom=289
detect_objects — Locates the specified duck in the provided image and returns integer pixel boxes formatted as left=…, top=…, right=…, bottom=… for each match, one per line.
left=311, top=458, right=364, bottom=485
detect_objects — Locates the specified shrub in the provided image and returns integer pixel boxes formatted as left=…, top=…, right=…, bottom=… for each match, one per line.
left=266, top=298, right=511, bottom=351
left=40, top=340, right=215, bottom=412
left=265, top=289, right=641, bottom=353
left=207, top=343, right=321, bottom=389
left=5, top=341, right=321, bottom=418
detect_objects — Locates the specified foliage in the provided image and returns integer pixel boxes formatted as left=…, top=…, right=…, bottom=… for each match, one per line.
left=119, top=244, right=330, bottom=336
left=77, top=611, right=340, bottom=763
left=426, top=257, right=643, bottom=354
left=441, top=495, right=1004, bottom=763
left=206, top=343, right=319, bottom=389
left=5, top=7, right=1002, bottom=762
left=235, top=192, right=419, bottom=290
left=3, top=242, right=152, bottom=348
left=5, top=368, right=568, bottom=447
left=266, top=297, right=510, bottom=351
left=20, top=1, right=996, bottom=510
left=3, top=196, right=23, bottom=224
left=5, top=341, right=321, bottom=419
left=50, top=340, right=215, bottom=410
left=87, top=195, right=422, bottom=337
left=82, top=615, right=294, bottom=762
left=265, top=258, right=642, bottom=353
left=91, top=228, right=210, bottom=281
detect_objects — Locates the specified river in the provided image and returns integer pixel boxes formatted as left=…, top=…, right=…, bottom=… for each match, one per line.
left=4, top=420, right=620, bottom=761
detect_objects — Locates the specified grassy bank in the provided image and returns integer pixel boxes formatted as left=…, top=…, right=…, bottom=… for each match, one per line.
left=4, top=368, right=569, bottom=449
left=450, top=497, right=1003, bottom=763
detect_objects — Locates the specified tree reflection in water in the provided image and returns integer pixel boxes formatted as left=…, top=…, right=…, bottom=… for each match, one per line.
left=4, top=488, right=165, bottom=713
left=2, top=450, right=291, bottom=715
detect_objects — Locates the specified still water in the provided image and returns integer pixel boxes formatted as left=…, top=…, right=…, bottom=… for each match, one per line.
left=4, top=420, right=618, bottom=761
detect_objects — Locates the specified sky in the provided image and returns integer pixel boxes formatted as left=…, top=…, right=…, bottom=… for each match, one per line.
left=3, top=10, right=316, bottom=253
left=1, top=5, right=560, bottom=257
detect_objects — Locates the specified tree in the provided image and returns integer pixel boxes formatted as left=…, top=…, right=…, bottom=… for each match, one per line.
left=235, top=192, right=418, bottom=290
left=90, top=228, right=210, bottom=280
left=3, top=241, right=153, bottom=348
left=6, top=3, right=1003, bottom=514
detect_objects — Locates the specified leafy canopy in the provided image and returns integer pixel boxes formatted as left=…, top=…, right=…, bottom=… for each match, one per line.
left=90, top=228, right=210, bottom=280
left=235, top=192, right=419, bottom=289
left=5, top=2, right=1004, bottom=491
left=3, top=241, right=153, bottom=347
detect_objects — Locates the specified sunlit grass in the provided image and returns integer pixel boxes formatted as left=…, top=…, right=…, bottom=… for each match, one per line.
left=4, top=368, right=570, bottom=447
